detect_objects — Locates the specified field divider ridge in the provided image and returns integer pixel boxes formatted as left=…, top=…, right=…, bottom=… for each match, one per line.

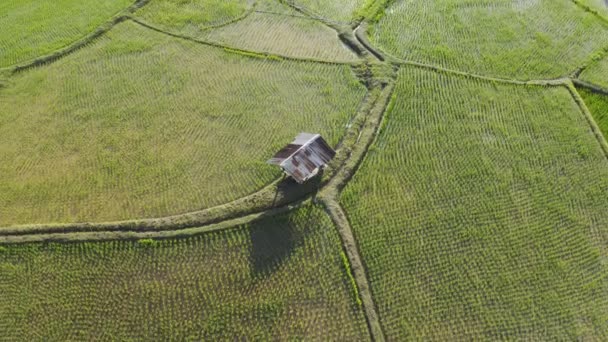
left=572, top=78, right=608, bottom=96
left=0, top=201, right=305, bottom=245
left=316, top=76, right=396, bottom=342
left=570, top=0, right=608, bottom=25
left=565, top=81, right=608, bottom=161
left=0, top=0, right=151, bottom=74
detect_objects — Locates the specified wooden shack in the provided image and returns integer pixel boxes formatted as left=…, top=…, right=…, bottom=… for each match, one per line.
left=268, top=133, right=336, bottom=184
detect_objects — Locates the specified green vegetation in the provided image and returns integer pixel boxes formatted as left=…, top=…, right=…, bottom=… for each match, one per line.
left=581, top=55, right=608, bottom=89
left=291, top=0, right=368, bottom=23
left=578, top=87, right=608, bottom=139
left=576, top=0, right=608, bottom=19
left=0, top=205, right=369, bottom=340
left=0, top=21, right=366, bottom=226
left=134, top=0, right=251, bottom=36
left=0, top=0, right=132, bottom=67
left=200, top=12, right=360, bottom=62
left=341, top=67, right=608, bottom=340
left=369, top=0, right=608, bottom=79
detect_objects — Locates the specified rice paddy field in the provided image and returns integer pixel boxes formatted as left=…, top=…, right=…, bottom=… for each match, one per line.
left=291, top=0, right=367, bottom=23
left=2, top=0, right=608, bottom=340
left=0, top=205, right=369, bottom=340
left=578, top=87, right=608, bottom=139
left=0, top=21, right=365, bottom=226
left=341, top=67, right=608, bottom=340
left=368, top=0, right=608, bottom=79
left=0, top=0, right=132, bottom=68
left=580, top=55, right=608, bottom=89
left=198, top=12, right=360, bottom=62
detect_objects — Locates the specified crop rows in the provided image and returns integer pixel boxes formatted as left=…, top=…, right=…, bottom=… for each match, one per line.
left=134, top=0, right=251, bottom=36
left=199, top=11, right=360, bottom=62
left=577, top=0, right=608, bottom=18
left=0, top=0, right=132, bottom=68
left=578, top=87, right=608, bottom=139
left=341, top=67, right=608, bottom=340
left=369, top=0, right=608, bottom=79
left=290, top=0, right=368, bottom=23
left=0, top=205, right=369, bottom=340
left=0, top=21, right=366, bottom=226
left=580, top=55, right=608, bottom=89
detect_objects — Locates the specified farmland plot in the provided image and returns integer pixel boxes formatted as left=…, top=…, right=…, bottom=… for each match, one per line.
left=199, top=12, right=360, bottom=62
left=0, top=206, right=369, bottom=340
left=134, top=0, right=252, bottom=36
left=578, top=0, right=608, bottom=18
left=0, top=21, right=366, bottom=226
left=369, top=0, right=608, bottom=79
left=341, top=67, right=608, bottom=340
left=0, top=0, right=132, bottom=67
left=580, top=56, right=608, bottom=89
left=291, top=0, right=367, bottom=23
left=578, top=87, right=608, bottom=139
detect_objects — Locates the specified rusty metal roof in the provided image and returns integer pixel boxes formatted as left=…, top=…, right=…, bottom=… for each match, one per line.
left=267, top=133, right=336, bottom=183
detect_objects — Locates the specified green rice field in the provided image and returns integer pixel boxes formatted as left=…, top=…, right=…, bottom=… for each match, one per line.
left=368, top=0, right=608, bottom=79
left=1, top=0, right=608, bottom=340
left=341, top=67, right=608, bottom=340
left=0, top=21, right=365, bottom=226
left=578, top=87, right=608, bottom=139
left=0, top=0, right=132, bottom=68
left=0, top=205, right=369, bottom=340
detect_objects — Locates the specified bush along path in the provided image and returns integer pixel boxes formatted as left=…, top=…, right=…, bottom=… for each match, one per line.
left=3, top=2, right=608, bottom=341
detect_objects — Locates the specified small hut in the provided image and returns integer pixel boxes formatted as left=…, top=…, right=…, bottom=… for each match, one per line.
left=268, top=133, right=336, bottom=184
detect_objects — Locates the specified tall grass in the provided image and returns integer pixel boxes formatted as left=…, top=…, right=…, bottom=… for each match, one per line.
left=0, top=21, right=366, bottom=226
left=0, top=0, right=132, bottom=68
left=0, top=205, right=369, bottom=340
left=341, top=67, right=608, bottom=340
left=369, top=0, right=608, bottom=79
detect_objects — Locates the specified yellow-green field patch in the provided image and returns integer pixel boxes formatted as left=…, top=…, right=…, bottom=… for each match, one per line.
left=0, top=21, right=366, bottom=226
left=0, top=0, right=132, bottom=67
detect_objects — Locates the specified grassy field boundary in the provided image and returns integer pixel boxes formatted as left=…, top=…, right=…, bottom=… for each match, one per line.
left=571, top=0, right=608, bottom=24
left=573, top=45, right=608, bottom=78
left=321, top=199, right=385, bottom=342
left=0, top=201, right=304, bottom=245
left=316, top=73, right=396, bottom=342
left=0, top=0, right=150, bottom=74
left=354, top=22, right=384, bottom=61
left=566, top=81, right=608, bottom=161
left=573, top=78, right=608, bottom=96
